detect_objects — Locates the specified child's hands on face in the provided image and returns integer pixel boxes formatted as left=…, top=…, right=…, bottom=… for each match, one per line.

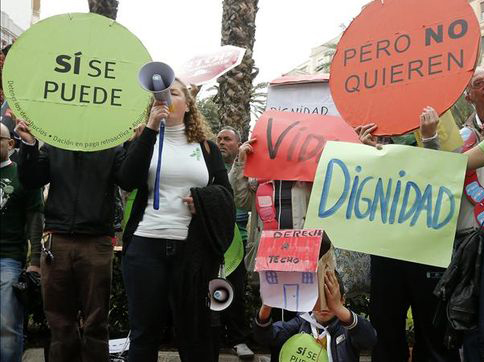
left=324, top=270, right=343, bottom=313
left=324, top=270, right=352, bottom=325
left=258, top=304, right=272, bottom=323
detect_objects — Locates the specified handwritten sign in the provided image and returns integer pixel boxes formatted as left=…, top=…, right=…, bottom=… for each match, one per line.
left=266, top=74, right=340, bottom=117
left=255, top=229, right=323, bottom=272
left=256, top=229, right=323, bottom=312
left=330, top=0, right=480, bottom=136
left=304, top=141, right=467, bottom=267
left=244, top=110, right=360, bottom=181
left=3, top=13, right=152, bottom=151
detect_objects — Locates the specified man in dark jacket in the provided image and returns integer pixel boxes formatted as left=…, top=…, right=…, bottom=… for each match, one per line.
left=254, top=270, right=376, bottom=362
left=16, top=120, right=127, bottom=362
left=0, top=123, right=43, bottom=361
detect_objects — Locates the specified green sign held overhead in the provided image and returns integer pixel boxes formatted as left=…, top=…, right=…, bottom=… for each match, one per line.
left=3, top=13, right=152, bottom=151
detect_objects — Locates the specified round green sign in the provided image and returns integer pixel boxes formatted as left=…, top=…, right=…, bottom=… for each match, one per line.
left=3, top=13, right=152, bottom=151
left=279, top=333, right=329, bottom=362
left=224, top=224, right=244, bottom=277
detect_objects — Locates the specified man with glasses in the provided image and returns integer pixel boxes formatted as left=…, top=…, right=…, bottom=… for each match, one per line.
left=460, top=66, right=484, bottom=361
left=0, top=123, right=43, bottom=362
left=465, top=66, right=484, bottom=137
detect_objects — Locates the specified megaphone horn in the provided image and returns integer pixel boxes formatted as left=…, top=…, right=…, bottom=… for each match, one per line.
left=138, top=62, right=175, bottom=104
left=208, top=278, right=234, bottom=312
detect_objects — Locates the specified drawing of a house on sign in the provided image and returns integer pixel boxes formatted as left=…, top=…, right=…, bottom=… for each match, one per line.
left=255, top=229, right=323, bottom=312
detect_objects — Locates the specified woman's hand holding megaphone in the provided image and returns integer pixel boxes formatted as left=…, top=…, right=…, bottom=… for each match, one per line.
left=147, top=101, right=170, bottom=132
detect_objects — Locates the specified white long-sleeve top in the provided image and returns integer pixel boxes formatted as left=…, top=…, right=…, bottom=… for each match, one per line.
left=134, top=124, right=209, bottom=240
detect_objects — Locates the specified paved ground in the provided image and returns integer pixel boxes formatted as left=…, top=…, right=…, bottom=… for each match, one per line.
left=23, top=348, right=372, bottom=361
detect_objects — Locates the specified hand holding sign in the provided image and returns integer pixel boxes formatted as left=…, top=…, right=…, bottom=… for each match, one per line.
left=419, top=106, right=440, bottom=139
left=15, top=120, right=35, bottom=145
left=355, top=124, right=382, bottom=150
left=238, top=138, right=256, bottom=163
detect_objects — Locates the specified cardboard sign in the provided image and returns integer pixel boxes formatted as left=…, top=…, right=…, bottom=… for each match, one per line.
left=304, top=141, right=467, bottom=267
left=3, top=13, right=152, bottom=151
left=330, top=0, right=480, bottom=136
left=259, top=270, right=319, bottom=312
left=178, top=45, right=246, bottom=85
left=244, top=110, right=360, bottom=182
left=266, top=74, right=340, bottom=117
left=255, top=229, right=323, bottom=272
left=279, top=333, right=328, bottom=362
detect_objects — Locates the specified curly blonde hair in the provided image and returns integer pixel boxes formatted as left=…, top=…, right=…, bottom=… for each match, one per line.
left=176, top=78, right=213, bottom=143
left=132, top=78, right=213, bottom=143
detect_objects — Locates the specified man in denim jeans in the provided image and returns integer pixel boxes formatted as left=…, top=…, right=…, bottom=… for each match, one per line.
left=0, top=123, right=43, bottom=361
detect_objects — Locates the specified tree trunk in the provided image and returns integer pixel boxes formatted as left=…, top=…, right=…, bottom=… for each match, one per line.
left=88, top=0, right=119, bottom=20
left=216, top=0, right=258, bottom=141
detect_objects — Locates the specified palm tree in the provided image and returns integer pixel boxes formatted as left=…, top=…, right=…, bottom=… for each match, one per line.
left=216, top=0, right=259, bottom=141
left=88, top=0, right=119, bottom=20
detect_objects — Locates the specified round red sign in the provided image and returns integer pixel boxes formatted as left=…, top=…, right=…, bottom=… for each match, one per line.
left=330, top=0, right=480, bottom=136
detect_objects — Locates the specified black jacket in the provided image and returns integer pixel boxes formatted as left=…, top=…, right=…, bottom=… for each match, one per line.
left=18, top=141, right=126, bottom=236
left=254, top=312, right=377, bottom=362
left=434, top=230, right=483, bottom=338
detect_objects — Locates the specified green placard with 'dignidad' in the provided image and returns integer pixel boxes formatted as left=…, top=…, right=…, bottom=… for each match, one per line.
left=279, top=333, right=328, bottom=362
left=3, top=13, right=152, bottom=151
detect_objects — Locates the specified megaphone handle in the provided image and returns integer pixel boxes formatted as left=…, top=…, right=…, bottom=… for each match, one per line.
left=153, top=122, right=165, bottom=210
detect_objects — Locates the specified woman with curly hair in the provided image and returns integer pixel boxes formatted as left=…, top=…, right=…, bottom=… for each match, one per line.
left=119, top=78, right=234, bottom=362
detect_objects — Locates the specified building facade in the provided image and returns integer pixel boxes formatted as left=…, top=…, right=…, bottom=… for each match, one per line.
left=1, top=0, right=40, bottom=48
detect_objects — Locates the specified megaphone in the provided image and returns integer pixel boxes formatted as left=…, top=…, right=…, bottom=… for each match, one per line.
left=209, top=277, right=234, bottom=312
left=138, top=62, right=175, bottom=104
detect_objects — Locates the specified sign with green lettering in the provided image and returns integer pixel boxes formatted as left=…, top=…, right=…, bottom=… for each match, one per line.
left=3, top=13, right=152, bottom=151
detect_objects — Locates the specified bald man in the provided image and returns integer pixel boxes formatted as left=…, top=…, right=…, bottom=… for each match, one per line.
left=0, top=123, right=43, bottom=361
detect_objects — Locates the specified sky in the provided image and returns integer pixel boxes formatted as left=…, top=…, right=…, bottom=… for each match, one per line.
left=37, top=0, right=370, bottom=83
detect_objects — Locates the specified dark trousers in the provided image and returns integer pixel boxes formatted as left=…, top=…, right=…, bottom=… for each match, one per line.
left=370, top=256, right=460, bottom=362
left=41, top=234, right=113, bottom=362
left=463, top=238, right=484, bottom=362
left=122, top=235, right=216, bottom=362
left=221, top=244, right=249, bottom=347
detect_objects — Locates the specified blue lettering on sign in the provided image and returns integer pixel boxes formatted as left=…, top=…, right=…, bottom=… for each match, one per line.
left=318, top=158, right=455, bottom=230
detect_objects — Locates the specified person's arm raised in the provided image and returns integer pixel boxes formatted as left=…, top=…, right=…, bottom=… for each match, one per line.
left=465, top=143, right=484, bottom=171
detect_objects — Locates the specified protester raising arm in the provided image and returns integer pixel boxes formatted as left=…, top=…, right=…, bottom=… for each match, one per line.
left=116, top=102, right=169, bottom=191
left=228, top=138, right=256, bottom=211
left=465, top=141, right=484, bottom=170
left=15, top=120, right=50, bottom=188
left=356, top=106, right=440, bottom=150
left=419, top=106, right=440, bottom=150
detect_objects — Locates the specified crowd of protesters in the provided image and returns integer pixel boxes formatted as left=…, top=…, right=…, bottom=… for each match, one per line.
left=1, top=40, right=484, bottom=362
